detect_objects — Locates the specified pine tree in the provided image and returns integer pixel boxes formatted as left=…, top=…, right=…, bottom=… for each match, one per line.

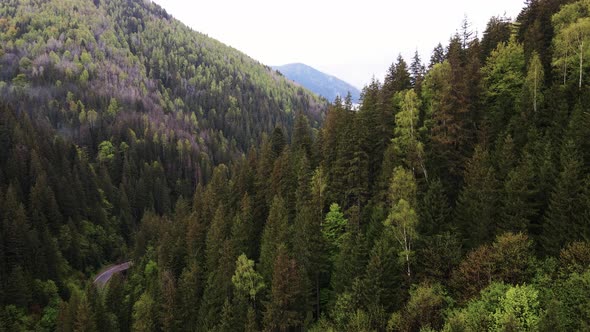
left=410, top=50, right=426, bottom=91
left=383, top=55, right=412, bottom=98
left=259, top=196, right=290, bottom=282
left=270, top=127, right=286, bottom=159
left=357, top=78, right=384, bottom=200
left=199, top=240, right=236, bottom=330
left=74, top=293, right=98, bottom=332
left=331, top=229, right=368, bottom=295
left=360, top=232, right=403, bottom=325
left=542, top=140, right=589, bottom=255
left=422, top=59, right=469, bottom=195
left=263, top=245, right=305, bottom=331
left=291, top=155, right=323, bottom=318
left=455, top=146, right=500, bottom=249
left=231, top=193, right=255, bottom=259
left=205, top=205, right=230, bottom=272
left=2, top=185, right=31, bottom=273
left=177, top=262, right=203, bottom=331
left=429, top=43, right=445, bottom=68
left=419, top=178, right=452, bottom=236
left=160, top=270, right=177, bottom=332
left=215, top=298, right=235, bottom=332
left=481, top=15, right=512, bottom=62
left=500, top=153, right=538, bottom=234
left=131, top=292, right=156, bottom=332
left=292, top=112, right=313, bottom=158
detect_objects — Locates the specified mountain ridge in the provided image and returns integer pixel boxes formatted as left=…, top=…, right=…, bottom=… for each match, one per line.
left=273, top=63, right=361, bottom=103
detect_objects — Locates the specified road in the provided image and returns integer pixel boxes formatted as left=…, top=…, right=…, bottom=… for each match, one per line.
left=93, top=261, right=132, bottom=287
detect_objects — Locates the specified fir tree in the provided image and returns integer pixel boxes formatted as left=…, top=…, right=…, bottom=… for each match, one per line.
left=542, top=140, right=589, bottom=255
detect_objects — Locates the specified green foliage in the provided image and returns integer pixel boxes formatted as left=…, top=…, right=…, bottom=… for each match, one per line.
left=263, top=245, right=305, bottom=331
left=131, top=292, right=156, bottom=332
left=97, top=140, right=115, bottom=163
left=552, top=0, right=590, bottom=88
left=259, top=196, right=290, bottom=282
left=492, top=284, right=541, bottom=332
left=391, top=283, right=450, bottom=332
left=232, top=254, right=265, bottom=302
left=322, top=203, right=347, bottom=261
left=2, top=0, right=590, bottom=330
left=385, top=167, right=418, bottom=277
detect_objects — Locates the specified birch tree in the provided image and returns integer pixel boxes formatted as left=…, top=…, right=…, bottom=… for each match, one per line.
left=552, top=1, right=590, bottom=89
left=393, top=90, right=428, bottom=181
left=385, top=167, right=418, bottom=278
left=524, top=52, right=544, bottom=113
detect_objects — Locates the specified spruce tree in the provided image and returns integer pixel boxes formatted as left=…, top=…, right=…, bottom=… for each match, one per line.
left=455, top=146, right=500, bottom=249
left=419, top=178, right=452, bottom=236
left=259, top=196, right=290, bottom=282
left=542, top=140, right=588, bottom=255
left=263, top=245, right=305, bottom=331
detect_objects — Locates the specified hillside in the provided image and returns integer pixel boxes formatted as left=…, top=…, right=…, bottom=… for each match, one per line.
left=0, top=0, right=325, bottom=177
left=0, top=0, right=324, bottom=329
left=273, top=63, right=361, bottom=103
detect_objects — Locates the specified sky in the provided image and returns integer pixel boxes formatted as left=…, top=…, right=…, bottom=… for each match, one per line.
left=152, top=0, right=526, bottom=89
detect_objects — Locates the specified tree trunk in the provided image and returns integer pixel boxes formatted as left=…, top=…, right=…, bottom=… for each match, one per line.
left=580, top=41, right=584, bottom=89
left=533, top=67, right=538, bottom=113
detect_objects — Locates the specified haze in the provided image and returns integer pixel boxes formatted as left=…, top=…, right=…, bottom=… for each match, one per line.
left=153, top=0, right=526, bottom=89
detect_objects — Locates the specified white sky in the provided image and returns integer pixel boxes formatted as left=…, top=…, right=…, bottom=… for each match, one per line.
left=152, top=0, right=526, bottom=89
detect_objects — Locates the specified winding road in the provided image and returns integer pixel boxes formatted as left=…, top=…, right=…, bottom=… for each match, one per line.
left=93, top=262, right=132, bottom=287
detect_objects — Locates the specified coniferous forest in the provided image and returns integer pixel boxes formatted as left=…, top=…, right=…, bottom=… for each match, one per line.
left=1, top=0, right=590, bottom=330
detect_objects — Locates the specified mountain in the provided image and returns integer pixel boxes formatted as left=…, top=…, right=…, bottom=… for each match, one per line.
left=0, top=0, right=325, bottom=171
left=0, top=0, right=325, bottom=326
left=273, top=63, right=361, bottom=103
left=4, top=0, right=590, bottom=331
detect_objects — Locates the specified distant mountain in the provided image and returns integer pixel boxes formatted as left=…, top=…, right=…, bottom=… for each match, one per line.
left=273, top=63, right=361, bottom=103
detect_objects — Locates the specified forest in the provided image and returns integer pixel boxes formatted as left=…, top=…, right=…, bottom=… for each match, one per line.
left=1, top=0, right=590, bottom=331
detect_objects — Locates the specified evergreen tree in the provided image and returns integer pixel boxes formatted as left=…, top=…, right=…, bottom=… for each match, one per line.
left=542, top=140, right=589, bottom=255
left=205, top=205, right=230, bottom=272
left=419, top=178, right=452, bottom=236
left=231, top=193, right=255, bottom=260
left=131, top=293, right=156, bottom=332
left=259, top=196, right=290, bottom=282
left=360, top=232, right=403, bottom=328
left=481, top=15, right=512, bottom=62
left=455, top=146, right=500, bottom=249
left=263, top=245, right=305, bottom=331
left=429, top=43, right=446, bottom=68
left=73, top=293, right=97, bottom=332
left=292, top=112, right=313, bottom=158
left=410, top=50, right=426, bottom=91
left=177, top=262, right=203, bottom=331
left=500, top=153, right=539, bottom=234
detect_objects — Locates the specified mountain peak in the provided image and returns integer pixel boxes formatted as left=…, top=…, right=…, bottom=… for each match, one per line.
left=272, top=63, right=361, bottom=103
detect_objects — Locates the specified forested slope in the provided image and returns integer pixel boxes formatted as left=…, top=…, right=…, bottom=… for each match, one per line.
left=0, top=0, right=324, bottom=182
left=2, top=0, right=590, bottom=331
left=0, top=0, right=325, bottom=329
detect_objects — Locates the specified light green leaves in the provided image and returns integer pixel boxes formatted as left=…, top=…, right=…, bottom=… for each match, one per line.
left=232, top=254, right=265, bottom=302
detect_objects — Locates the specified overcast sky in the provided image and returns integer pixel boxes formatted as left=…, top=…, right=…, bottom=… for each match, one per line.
left=152, top=0, right=526, bottom=89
